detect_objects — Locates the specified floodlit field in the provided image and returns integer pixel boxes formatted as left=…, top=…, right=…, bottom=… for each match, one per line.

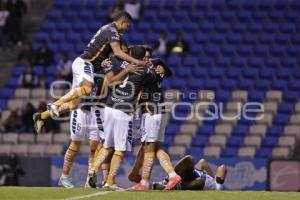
left=0, top=187, right=299, bottom=200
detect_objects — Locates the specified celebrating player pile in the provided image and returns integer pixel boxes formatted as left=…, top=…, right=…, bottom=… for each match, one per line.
left=33, top=11, right=226, bottom=191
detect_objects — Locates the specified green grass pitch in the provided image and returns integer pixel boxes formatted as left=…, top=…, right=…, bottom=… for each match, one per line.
left=1, top=187, right=299, bottom=200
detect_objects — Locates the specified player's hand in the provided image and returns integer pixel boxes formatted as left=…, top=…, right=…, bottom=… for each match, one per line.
left=133, top=59, right=147, bottom=66
left=101, top=58, right=110, bottom=68
left=155, top=65, right=166, bottom=76
left=126, top=64, right=144, bottom=75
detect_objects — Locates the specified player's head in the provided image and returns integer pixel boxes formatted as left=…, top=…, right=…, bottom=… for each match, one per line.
left=120, top=40, right=129, bottom=54
left=143, top=46, right=153, bottom=61
left=129, top=45, right=146, bottom=60
left=114, top=11, right=132, bottom=33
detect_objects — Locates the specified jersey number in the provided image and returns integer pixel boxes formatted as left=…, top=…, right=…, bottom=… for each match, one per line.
left=119, top=76, right=129, bottom=88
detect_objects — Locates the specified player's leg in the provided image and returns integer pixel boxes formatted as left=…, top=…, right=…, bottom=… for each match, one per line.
left=105, top=109, right=133, bottom=189
left=59, top=140, right=82, bottom=188
left=174, top=155, right=195, bottom=179
left=214, top=164, right=227, bottom=190
left=47, top=58, right=94, bottom=117
left=59, top=109, right=85, bottom=188
left=33, top=99, right=81, bottom=134
left=195, top=159, right=214, bottom=178
left=88, top=107, right=115, bottom=186
left=85, top=139, right=99, bottom=188
left=128, top=143, right=144, bottom=183
left=101, top=150, right=113, bottom=185
left=156, top=147, right=182, bottom=190
left=131, top=142, right=155, bottom=190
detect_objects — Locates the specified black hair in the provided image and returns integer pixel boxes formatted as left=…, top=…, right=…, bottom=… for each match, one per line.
left=130, top=45, right=146, bottom=60
left=145, top=46, right=153, bottom=57
left=114, top=11, right=133, bottom=22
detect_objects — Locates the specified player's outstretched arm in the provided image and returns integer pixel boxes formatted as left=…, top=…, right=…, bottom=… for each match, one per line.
left=195, top=159, right=214, bottom=178
left=105, top=65, right=144, bottom=87
left=110, top=42, right=146, bottom=66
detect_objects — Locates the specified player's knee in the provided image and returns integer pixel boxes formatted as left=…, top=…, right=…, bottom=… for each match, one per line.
left=80, top=85, right=92, bottom=95
left=114, top=150, right=124, bottom=158
left=70, top=141, right=81, bottom=150
left=199, top=158, right=206, bottom=164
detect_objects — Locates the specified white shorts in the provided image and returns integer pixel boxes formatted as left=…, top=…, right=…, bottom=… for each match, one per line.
left=103, top=106, right=133, bottom=151
left=70, top=107, right=105, bottom=141
left=72, top=57, right=94, bottom=88
left=140, top=113, right=167, bottom=143
left=195, top=169, right=222, bottom=190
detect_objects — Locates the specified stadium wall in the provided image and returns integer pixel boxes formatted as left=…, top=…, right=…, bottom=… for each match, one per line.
left=1, top=156, right=299, bottom=191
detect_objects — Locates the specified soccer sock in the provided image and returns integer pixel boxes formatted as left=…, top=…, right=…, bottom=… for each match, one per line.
left=54, top=86, right=91, bottom=106
left=156, top=149, right=177, bottom=178
left=41, top=111, right=50, bottom=120
left=101, top=163, right=110, bottom=182
left=106, top=151, right=124, bottom=186
left=92, top=148, right=112, bottom=173
left=130, top=145, right=144, bottom=175
left=94, top=142, right=103, bottom=163
left=141, top=152, right=155, bottom=186
left=62, top=147, right=77, bottom=176
left=57, top=101, right=79, bottom=114
left=88, top=149, right=96, bottom=174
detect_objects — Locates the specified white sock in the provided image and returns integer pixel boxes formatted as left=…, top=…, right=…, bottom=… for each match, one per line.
left=215, top=183, right=223, bottom=190
left=141, top=179, right=149, bottom=187
left=61, top=174, right=68, bottom=178
left=168, top=171, right=177, bottom=178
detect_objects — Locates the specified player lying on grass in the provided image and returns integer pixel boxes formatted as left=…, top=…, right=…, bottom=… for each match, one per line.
left=88, top=46, right=155, bottom=189
left=128, top=47, right=181, bottom=190
left=152, top=155, right=227, bottom=190
left=33, top=11, right=146, bottom=134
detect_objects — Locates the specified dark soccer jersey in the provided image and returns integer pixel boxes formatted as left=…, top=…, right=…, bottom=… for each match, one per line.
left=140, top=58, right=172, bottom=114
left=80, top=23, right=121, bottom=68
left=106, top=56, right=156, bottom=113
left=81, top=66, right=111, bottom=110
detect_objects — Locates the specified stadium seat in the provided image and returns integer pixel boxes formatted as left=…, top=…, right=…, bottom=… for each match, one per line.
left=272, top=147, right=291, bottom=158
left=221, top=147, right=238, bottom=157
left=45, top=144, right=63, bottom=156
left=168, top=146, right=186, bottom=156
left=203, top=146, right=221, bottom=158
left=28, top=144, right=46, bottom=156
left=19, top=134, right=35, bottom=144
left=238, top=147, right=256, bottom=158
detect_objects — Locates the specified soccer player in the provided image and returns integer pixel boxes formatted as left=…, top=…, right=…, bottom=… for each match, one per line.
left=33, top=11, right=146, bottom=134
left=152, top=155, right=227, bottom=190
left=88, top=45, right=155, bottom=189
left=128, top=47, right=182, bottom=190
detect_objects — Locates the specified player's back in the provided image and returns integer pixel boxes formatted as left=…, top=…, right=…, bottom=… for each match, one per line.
left=80, top=23, right=121, bottom=67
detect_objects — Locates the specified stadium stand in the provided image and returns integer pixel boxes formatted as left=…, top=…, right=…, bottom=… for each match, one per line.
left=0, top=0, right=299, bottom=160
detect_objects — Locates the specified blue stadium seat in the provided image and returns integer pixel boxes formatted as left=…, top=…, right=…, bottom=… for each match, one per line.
left=0, top=99, right=7, bottom=109
left=193, top=67, right=208, bottom=78
left=42, top=21, right=56, bottom=32
left=13, top=65, right=26, bottom=77
left=183, top=56, right=198, bottom=66
left=70, top=0, right=83, bottom=9
left=190, top=11, right=204, bottom=21
left=215, top=90, right=231, bottom=102
left=238, top=79, right=254, bottom=90
left=221, top=147, right=238, bottom=157
left=242, top=68, right=258, bottom=79
left=278, top=103, right=294, bottom=114
left=187, top=147, right=202, bottom=158
left=255, top=148, right=273, bottom=158
left=197, top=125, right=214, bottom=136
left=237, top=45, right=253, bottom=56
left=66, top=33, right=81, bottom=43
left=209, top=67, right=225, bottom=78
left=248, top=90, right=265, bottom=102
left=264, top=135, right=280, bottom=147
left=79, top=10, right=94, bottom=19
left=283, top=91, right=300, bottom=102
left=72, top=23, right=87, bottom=32
left=266, top=126, right=283, bottom=137
left=51, top=32, right=65, bottom=42
left=247, top=23, right=263, bottom=33
left=227, top=136, right=244, bottom=147
left=62, top=10, right=78, bottom=20
left=272, top=80, right=287, bottom=90
left=0, top=88, right=14, bottom=99
left=35, top=32, right=49, bottom=42
left=221, top=79, right=237, bottom=90
left=6, top=78, right=19, bottom=88
left=47, top=10, right=62, bottom=20
left=173, top=11, right=189, bottom=21
left=165, top=123, right=179, bottom=135
left=167, top=55, right=182, bottom=67
left=175, top=68, right=191, bottom=78
left=183, top=23, right=198, bottom=32
left=164, top=135, right=174, bottom=145
left=232, top=125, right=249, bottom=136
left=33, top=66, right=44, bottom=76
left=254, top=79, right=271, bottom=90
left=192, top=136, right=209, bottom=147
left=169, top=78, right=186, bottom=90
left=226, top=68, right=241, bottom=79
left=259, top=68, right=275, bottom=79
left=273, top=114, right=290, bottom=126
left=204, top=79, right=220, bottom=90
